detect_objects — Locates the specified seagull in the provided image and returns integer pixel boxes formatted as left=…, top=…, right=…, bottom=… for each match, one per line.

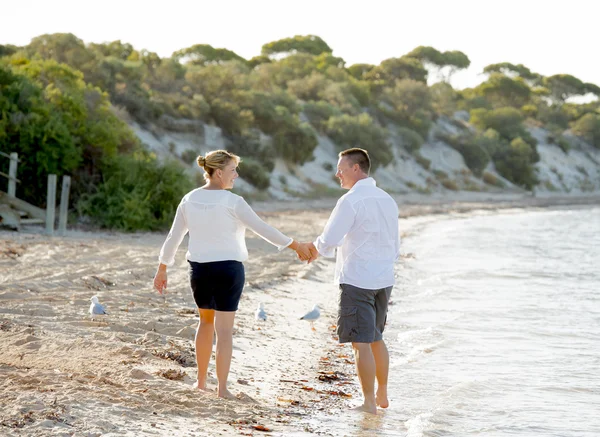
left=300, top=304, right=320, bottom=331
left=255, top=303, right=267, bottom=321
left=89, top=295, right=108, bottom=320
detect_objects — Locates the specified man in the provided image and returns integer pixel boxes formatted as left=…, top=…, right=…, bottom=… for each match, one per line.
left=300, top=148, right=400, bottom=414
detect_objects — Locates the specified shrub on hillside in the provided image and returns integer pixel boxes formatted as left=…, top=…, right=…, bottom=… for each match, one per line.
left=572, top=113, right=600, bottom=148
left=397, top=127, right=425, bottom=153
left=470, top=106, right=538, bottom=151
left=209, top=99, right=254, bottom=136
left=379, top=79, right=433, bottom=138
left=493, top=137, right=539, bottom=189
left=325, top=114, right=392, bottom=170
left=227, top=130, right=275, bottom=172
left=238, top=156, right=270, bottom=189
left=414, top=153, right=431, bottom=169
left=180, top=149, right=198, bottom=164
left=482, top=171, right=504, bottom=187
left=303, top=101, right=342, bottom=132
left=272, top=122, right=318, bottom=165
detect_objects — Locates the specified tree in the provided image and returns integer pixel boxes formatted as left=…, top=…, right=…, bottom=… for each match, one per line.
left=0, top=44, right=18, bottom=58
left=584, top=82, right=600, bottom=98
left=347, top=63, right=375, bottom=80
left=88, top=40, right=136, bottom=60
left=26, top=33, right=96, bottom=71
left=366, top=56, right=428, bottom=87
left=483, top=62, right=541, bottom=85
left=172, top=44, right=246, bottom=66
left=543, top=74, right=586, bottom=103
left=261, top=35, right=332, bottom=57
left=475, top=73, right=532, bottom=108
left=407, top=46, right=470, bottom=83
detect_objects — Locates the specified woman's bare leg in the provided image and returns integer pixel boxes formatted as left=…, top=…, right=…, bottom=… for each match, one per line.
left=195, top=309, right=215, bottom=390
left=214, top=311, right=236, bottom=399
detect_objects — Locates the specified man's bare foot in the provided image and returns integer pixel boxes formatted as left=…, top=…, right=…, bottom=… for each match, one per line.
left=376, top=388, right=389, bottom=408
left=351, top=403, right=378, bottom=415
left=217, top=388, right=237, bottom=399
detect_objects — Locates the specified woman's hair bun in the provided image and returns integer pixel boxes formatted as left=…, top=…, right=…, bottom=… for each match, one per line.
left=196, top=155, right=206, bottom=168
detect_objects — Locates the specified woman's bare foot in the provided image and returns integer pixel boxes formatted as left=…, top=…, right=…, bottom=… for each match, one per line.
left=217, top=388, right=237, bottom=399
left=376, top=388, right=389, bottom=408
left=351, top=402, right=378, bottom=415
left=194, top=382, right=210, bottom=391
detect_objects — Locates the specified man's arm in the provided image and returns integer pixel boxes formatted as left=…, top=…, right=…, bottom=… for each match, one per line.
left=312, top=197, right=356, bottom=258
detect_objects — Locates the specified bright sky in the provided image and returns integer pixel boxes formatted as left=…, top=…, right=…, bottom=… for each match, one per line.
left=2, top=0, right=597, bottom=90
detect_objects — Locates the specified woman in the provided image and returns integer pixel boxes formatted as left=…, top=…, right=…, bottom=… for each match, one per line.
left=153, top=150, right=309, bottom=399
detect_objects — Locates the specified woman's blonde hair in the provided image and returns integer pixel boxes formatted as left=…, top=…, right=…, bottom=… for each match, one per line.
left=197, top=150, right=240, bottom=181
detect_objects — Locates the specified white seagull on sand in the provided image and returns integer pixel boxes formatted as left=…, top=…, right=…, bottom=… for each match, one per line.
left=255, top=303, right=267, bottom=321
left=300, top=304, right=320, bottom=331
left=89, top=296, right=108, bottom=320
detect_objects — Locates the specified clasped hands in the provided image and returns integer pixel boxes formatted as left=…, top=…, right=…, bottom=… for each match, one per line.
left=294, top=241, right=319, bottom=263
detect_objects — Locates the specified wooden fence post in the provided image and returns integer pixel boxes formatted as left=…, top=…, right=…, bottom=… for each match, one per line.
left=58, top=175, right=71, bottom=236
left=46, top=174, right=57, bottom=235
left=8, top=153, right=18, bottom=197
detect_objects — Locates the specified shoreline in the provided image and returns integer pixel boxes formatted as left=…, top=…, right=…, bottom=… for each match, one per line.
left=1, top=195, right=599, bottom=436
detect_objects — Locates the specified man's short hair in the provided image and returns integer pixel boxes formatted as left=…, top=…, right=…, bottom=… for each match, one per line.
left=339, top=148, right=371, bottom=175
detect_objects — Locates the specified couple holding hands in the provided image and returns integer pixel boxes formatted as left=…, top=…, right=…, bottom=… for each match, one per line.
left=153, top=147, right=400, bottom=414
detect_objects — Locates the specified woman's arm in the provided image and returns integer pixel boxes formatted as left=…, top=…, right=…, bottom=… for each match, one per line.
left=153, top=263, right=168, bottom=294
left=154, top=202, right=188, bottom=294
left=234, top=197, right=294, bottom=250
left=158, top=202, right=188, bottom=266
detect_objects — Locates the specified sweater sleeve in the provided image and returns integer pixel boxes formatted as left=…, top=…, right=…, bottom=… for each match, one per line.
left=234, top=197, right=293, bottom=251
left=158, top=202, right=189, bottom=266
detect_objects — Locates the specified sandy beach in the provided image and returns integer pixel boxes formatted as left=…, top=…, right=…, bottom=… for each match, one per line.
left=1, top=192, right=599, bottom=436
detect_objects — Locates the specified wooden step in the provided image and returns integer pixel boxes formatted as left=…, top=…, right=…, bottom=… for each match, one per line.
left=0, top=191, right=45, bottom=220
left=21, top=218, right=45, bottom=224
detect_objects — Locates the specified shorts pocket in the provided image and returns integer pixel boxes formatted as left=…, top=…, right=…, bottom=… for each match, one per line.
left=338, top=306, right=359, bottom=341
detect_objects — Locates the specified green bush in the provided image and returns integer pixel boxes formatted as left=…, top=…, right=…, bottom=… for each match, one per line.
left=572, top=113, right=600, bottom=148
left=273, top=122, right=318, bottom=164
left=397, top=127, right=425, bottom=153
left=436, top=132, right=490, bottom=176
left=303, top=101, right=342, bottom=132
left=440, top=178, right=458, bottom=190
left=379, top=79, right=433, bottom=137
left=414, top=153, right=431, bottom=169
left=227, top=130, right=275, bottom=172
left=482, top=171, right=504, bottom=187
left=238, top=156, right=270, bottom=189
left=470, top=106, right=538, bottom=152
left=180, top=149, right=198, bottom=164
left=209, top=99, right=254, bottom=136
left=77, top=154, right=194, bottom=231
left=493, top=137, right=539, bottom=189
left=0, top=60, right=139, bottom=207
left=325, top=113, right=392, bottom=170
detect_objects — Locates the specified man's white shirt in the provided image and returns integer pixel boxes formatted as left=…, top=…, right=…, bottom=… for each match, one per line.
left=313, top=177, right=400, bottom=289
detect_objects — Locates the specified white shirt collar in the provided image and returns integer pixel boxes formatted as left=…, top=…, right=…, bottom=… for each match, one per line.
left=349, top=177, right=376, bottom=192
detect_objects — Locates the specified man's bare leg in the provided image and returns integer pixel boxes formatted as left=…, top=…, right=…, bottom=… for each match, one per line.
left=371, top=340, right=389, bottom=408
left=195, top=309, right=215, bottom=390
left=351, top=342, right=377, bottom=414
left=215, top=311, right=236, bottom=399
